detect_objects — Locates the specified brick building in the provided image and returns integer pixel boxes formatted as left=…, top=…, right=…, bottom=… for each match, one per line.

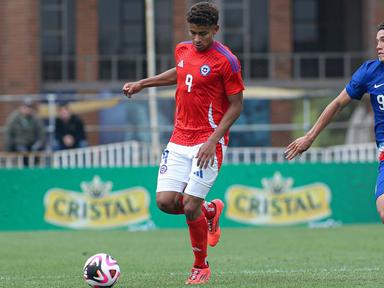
left=0, top=0, right=383, bottom=148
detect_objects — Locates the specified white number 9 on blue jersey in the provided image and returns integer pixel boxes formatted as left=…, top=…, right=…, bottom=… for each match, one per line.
left=377, top=94, right=384, bottom=110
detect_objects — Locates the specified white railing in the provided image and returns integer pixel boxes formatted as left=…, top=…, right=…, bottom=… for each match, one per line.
left=0, top=142, right=378, bottom=169
left=225, top=142, right=378, bottom=164
left=0, top=141, right=156, bottom=169
left=51, top=141, right=156, bottom=168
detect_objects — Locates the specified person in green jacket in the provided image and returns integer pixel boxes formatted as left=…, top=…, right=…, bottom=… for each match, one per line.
left=5, top=98, right=45, bottom=153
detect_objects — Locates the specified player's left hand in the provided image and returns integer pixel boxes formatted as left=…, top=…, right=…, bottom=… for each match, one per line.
left=284, top=135, right=313, bottom=160
left=196, top=140, right=216, bottom=169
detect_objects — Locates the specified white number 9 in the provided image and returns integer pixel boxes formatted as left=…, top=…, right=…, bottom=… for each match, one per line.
left=185, top=74, right=193, bottom=92
left=377, top=94, right=384, bottom=110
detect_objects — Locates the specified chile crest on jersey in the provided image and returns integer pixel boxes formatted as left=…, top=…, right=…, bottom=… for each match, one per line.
left=200, top=64, right=211, bottom=76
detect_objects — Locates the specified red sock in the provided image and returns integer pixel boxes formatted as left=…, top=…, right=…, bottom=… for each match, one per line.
left=186, top=213, right=208, bottom=268
left=201, top=201, right=216, bottom=220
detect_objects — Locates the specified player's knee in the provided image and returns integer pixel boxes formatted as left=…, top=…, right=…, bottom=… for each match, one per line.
left=183, top=206, right=193, bottom=219
left=156, top=197, right=171, bottom=212
left=156, top=194, right=170, bottom=211
left=183, top=203, right=200, bottom=220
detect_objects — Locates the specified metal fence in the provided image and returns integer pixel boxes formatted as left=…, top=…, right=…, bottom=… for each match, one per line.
left=225, top=143, right=377, bottom=164
left=0, top=141, right=378, bottom=169
left=0, top=141, right=154, bottom=169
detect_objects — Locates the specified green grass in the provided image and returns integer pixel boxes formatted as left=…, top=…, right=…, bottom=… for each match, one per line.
left=0, top=224, right=383, bottom=287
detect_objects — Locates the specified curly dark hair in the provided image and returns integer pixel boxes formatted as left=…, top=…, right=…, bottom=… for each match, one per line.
left=377, top=22, right=384, bottom=31
left=186, top=2, right=219, bottom=26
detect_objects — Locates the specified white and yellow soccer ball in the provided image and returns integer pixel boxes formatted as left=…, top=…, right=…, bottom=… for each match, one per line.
left=83, top=253, right=121, bottom=287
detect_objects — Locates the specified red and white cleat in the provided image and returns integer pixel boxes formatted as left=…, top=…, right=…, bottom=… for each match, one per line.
left=207, top=199, right=224, bottom=247
left=185, top=266, right=211, bottom=285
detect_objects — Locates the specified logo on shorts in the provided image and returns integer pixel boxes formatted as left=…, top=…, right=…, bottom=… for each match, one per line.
left=200, top=65, right=211, bottom=76
left=160, top=164, right=168, bottom=174
left=193, top=170, right=203, bottom=178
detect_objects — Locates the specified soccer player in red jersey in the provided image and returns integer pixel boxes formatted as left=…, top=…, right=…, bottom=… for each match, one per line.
left=123, top=2, right=244, bottom=284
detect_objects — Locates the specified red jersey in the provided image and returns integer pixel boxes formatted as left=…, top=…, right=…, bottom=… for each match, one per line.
left=170, top=41, right=244, bottom=146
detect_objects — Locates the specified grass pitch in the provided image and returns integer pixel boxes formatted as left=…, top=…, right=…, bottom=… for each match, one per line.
left=0, top=224, right=382, bottom=288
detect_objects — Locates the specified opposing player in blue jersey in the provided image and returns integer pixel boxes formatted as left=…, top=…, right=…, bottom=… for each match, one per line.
left=285, top=22, right=384, bottom=223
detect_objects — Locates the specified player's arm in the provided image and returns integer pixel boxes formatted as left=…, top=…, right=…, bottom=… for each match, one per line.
left=122, top=68, right=177, bottom=98
left=196, top=92, right=243, bottom=169
left=284, top=88, right=352, bottom=160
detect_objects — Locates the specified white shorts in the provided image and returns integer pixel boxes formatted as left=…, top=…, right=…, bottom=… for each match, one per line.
left=156, top=142, right=227, bottom=199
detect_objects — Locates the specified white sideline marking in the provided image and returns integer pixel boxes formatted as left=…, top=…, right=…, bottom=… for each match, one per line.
left=0, top=267, right=380, bottom=281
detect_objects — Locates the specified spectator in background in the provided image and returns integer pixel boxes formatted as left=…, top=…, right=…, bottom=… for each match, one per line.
left=5, top=98, right=45, bottom=153
left=54, top=102, right=87, bottom=150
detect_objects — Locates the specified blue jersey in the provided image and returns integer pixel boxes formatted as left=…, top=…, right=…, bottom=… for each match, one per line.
left=346, top=59, right=384, bottom=146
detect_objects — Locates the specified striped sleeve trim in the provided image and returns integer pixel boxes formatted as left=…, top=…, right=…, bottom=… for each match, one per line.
left=213, top=42, right=240, bottom=73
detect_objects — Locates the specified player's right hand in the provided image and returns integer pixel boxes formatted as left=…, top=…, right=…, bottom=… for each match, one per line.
left=122, top=81, right=143, bottom=98
left=284, top=135, right=313, bottom=160
left=196, top=140, right=216, bottom=169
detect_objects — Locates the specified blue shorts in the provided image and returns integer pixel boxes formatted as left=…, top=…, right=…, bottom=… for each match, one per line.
left=375, top=161, right=384, bottom=199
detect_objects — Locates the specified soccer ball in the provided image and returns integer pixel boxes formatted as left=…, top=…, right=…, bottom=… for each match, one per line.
left=83, top=253, right=121, bottom=287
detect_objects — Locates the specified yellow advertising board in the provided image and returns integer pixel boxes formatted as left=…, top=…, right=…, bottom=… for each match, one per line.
left=44, top=176, right=150, bottom=229
left=226, top=172, right=332, bottom=225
